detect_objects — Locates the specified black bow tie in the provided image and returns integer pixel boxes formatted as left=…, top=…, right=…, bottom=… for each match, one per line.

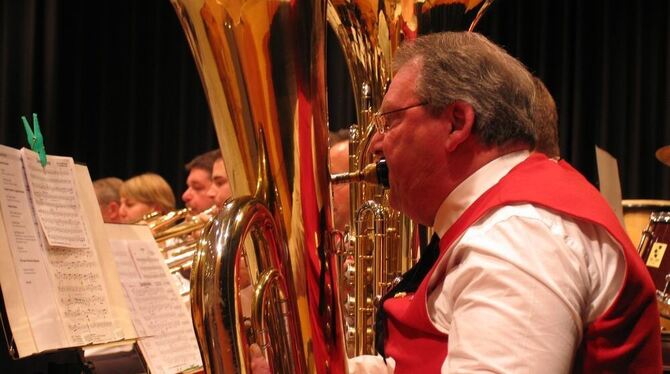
left=375, top=233, right=441, bottom=357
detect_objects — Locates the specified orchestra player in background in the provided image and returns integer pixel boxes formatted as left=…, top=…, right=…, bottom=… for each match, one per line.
left=118, top=173, right=176, bottom=223
left=93, top=177, right=124, bottom=223
left=207, top=153, right=232, bottom=208
left=182, top=150, right=219, bottom=214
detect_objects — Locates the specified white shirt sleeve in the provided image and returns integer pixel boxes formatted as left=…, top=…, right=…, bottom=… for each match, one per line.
left=347, top=355, right=395, bottom=373
left=427, top=204, right=624, bottom=373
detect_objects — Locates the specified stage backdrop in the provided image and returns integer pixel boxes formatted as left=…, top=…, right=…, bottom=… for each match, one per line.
left=1, top=0, right=669, bottom=205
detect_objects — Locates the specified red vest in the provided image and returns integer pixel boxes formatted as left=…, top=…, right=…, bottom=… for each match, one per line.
left=383, top=153, right=662, bottom=372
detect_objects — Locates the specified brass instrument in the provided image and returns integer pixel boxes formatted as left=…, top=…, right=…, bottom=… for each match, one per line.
left=171, top=0, right=496, bottom=371
left=137, top=206, right=218, bottom=277
left=327, top=0, right=496, bottom=356
left=147, top=208, right=190, bottom=235
left=331, top=159, right=389, bottom=187
left=155, top=205, right=218, bottom=244
left=171, top=0, right=345, bottom=373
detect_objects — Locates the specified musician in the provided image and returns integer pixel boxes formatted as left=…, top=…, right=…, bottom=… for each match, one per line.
left=182, top=150, right=218, bottom=214
left=329, top=130, right=351, bottom=231
left=119, top=173, right=176, bottom=223
left=206, top=154, right=232, bottom=208
left=93, top=177, right=123, bottom=223
left=348, top=31, right=661, bottom=372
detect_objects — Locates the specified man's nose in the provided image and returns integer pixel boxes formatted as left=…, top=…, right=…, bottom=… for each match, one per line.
left=369, top=131, right=384, bottom=159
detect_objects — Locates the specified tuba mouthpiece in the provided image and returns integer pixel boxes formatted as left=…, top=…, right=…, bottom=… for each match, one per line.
left=331, top=159, right=389, bottom=188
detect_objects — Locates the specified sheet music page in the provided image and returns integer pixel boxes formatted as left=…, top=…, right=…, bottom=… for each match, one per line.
left=595, top=146, right=625, bottom=225
left=20, top=148, right=90, bottom=249
left=45, top=245, right=124, bottom=346
left=73, top=165, right=137, bottom=343
left=109, top=238, right=202, bottom=374
left=2, top=147, right=123, bottom=352
left=0, top=145, right=66, bottom=353
left=21, top=147, right=124, bottom=346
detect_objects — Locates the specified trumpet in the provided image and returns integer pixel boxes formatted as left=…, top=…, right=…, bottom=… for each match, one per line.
left=136, top=206, right=219, bottom=275
left=154, top=205, right=219, bottom=244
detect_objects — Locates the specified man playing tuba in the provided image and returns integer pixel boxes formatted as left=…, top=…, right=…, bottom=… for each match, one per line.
left=345, top=31, right=662, bottom=372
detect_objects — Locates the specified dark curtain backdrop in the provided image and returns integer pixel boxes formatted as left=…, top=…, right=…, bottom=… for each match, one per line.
left=1, top=0, right=669, bottom=206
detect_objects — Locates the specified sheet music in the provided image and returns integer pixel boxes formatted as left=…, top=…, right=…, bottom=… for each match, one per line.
left=46, top=245, right=124, bottom=346
left=109, top=239, right=202, bottom=373
left=0, top=145, right=124, bottom=352
left=20, top=148, right=90, bottom=249
left=0, top=145, right=66, bottom=351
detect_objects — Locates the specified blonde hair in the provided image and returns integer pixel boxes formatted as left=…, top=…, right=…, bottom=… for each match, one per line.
left=120, top=173, right=176, bottom=213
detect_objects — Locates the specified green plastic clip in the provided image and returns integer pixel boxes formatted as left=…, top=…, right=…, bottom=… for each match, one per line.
left=21, top=113, right=47, bottom=167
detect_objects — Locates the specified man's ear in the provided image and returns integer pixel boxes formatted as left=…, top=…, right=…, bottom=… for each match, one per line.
left=443, top=100, right=475, bottom=152
left=108, top=201, right=121, bottom=220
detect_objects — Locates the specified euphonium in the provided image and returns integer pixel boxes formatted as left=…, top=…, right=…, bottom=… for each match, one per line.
left=171, top=1, right=346, bottom=373
left=327, top=0, right=495, bottom=356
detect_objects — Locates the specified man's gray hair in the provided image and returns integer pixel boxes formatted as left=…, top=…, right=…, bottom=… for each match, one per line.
left=393, top=32, right=537, bottom=147
left=531, top=76, right=560, bottom=158
left=93, top=177, right=123, bottom=205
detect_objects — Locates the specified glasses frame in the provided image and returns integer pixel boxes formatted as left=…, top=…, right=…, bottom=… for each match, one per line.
left=372, top=102, right=427, bottom=134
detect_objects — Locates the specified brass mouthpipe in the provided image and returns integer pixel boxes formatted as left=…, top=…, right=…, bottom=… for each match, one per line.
left=155, top=220, right=208, bottom=243
left=150, top=208, right=190, bottom=235
left=330, top=159, right=389, bottom=188
left=166, top=249, right=197, bottom=271
left=129, top=210, right=161, bottom=224
left=155, top=205, right=218, bottom=243
left=163, top=241, right=198, bottom=257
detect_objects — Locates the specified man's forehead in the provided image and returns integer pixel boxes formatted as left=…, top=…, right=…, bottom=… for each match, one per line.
left=188, top=167, right=212, bottom=181
left=383, top=61, right=420, bottom=108
left=213, top=159, right=227, bottom=174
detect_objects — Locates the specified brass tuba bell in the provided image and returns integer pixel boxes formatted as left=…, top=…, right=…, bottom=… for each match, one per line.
left=171, top=0, right=346, bottom=372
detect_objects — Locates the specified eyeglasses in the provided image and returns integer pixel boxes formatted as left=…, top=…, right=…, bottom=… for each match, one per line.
left=371, top=102, right=427, bottom=134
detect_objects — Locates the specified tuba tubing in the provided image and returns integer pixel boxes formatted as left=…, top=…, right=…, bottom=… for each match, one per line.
left=194, top=196, right=306, bottom=373
left=172, top=1, right=347, bottom=372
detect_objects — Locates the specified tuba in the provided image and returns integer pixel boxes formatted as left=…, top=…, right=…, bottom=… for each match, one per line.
left=171, top=0, right=345, bottom=372
left=171, top=0, right=496, bottom=371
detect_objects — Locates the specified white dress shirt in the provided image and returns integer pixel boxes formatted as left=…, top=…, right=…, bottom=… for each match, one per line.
left=349, top=151, right=625, bottom=373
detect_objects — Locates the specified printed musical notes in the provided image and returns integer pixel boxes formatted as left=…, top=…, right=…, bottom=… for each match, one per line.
left=20, top=148, right=90, bottom=248
left=0, top=145, right=126, bottom=357
left=109, top=239, right=202, bottom=373
left=0, top=145, right=67, bottom=351
left=46, top=245, right=123, bottom=345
